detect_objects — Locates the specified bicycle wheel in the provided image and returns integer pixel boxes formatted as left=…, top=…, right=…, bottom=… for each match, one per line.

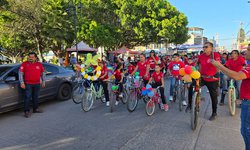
left=127, top=89, right=138, bottom=112
left=99, top=86, right=106, bottom=103
left=145, top=100, right=155, bottom=116
left=121, top=88, right=128, bottom=104
left=72, top=84, right=84, bottom=104
left=178, top=85, right=183, bottom=112
left=228, top=88, right=236, bottom=116
left=191, top=92, right=199, bottom=130
left=81, top=91, right=94, bottom=112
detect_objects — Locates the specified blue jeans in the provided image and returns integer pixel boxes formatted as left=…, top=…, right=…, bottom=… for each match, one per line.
left=169, top=77, right=176, bottom=96
left=241, top=100, right=250, bottom=150
left=24, top=84, right=40, bottom=112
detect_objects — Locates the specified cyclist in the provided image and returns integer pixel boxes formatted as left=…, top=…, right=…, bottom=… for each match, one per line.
left=220, top=50, right=246, bottom=105
left=148, top=64, right=169, bottom=111
left=198, top=42, right=221, bottom=121
left=211, top=44, right=250, bottom=150
left=113, top=63, right=126, bottom=105
left=168, top=53, right=185, bottom=103
left=98, top=60, right=110, bottom=106
left=147, top=50, right=159, bottom=75
left=131, top=54, right=150, bottom=85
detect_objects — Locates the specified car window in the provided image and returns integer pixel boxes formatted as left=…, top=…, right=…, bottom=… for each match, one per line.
left=5, top=68, right=19, bottom=81
left=0, top=66, right=12, bottom=77
left=43, top=64, right=59, bottom=74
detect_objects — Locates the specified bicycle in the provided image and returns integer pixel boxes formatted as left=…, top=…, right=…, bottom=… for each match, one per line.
left=172, top=76, right=186, bottom=111
left=190, top=79, right=201, bottom=131
left=227, top=79, right=237, bottom=116
left=72, top=77, right=85, bottom=104
left=81, top=80, right=105, bottom=112
left=127, top=76, right=149, bottom=112
left=145, top=87, right=163, bottom=116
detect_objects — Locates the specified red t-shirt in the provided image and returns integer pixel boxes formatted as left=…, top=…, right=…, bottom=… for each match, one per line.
left=19, top=61, right=44, bottom=84
left=114, top=70, right=122, bottom=80
left=225, top=56, right=245, bottom=72
left=168, top=61, right=185, bottom=76
left=147, top=56, right=159, bottom=70
left=198, top=52, right=221, bottom=82
left=152, top=72, right=163, bottom=83
left=187, top=62, right=196, bottom=66
left=100, top=67, right=108, bottom=80
left=241, top=65, right=250, bottom=100
left=137, top=61, right=149, bottom=77
left=128, top=65, right=135, bottom=74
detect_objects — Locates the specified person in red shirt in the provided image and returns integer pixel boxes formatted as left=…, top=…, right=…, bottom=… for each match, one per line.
left=98, top=60, right=110, bottom=106
left=128, top=62, right=135, bottom=74
left=212, top=44, right=250, bottom=150
left=187, top=58, right=196, bottom=66
left=113, top=63, right=125, bottom=105
left=131, top=54, right=150, bottom=85
left=220, top=50, right=246, bottom=105
left=147, top=50, right=159, bottom=75
left=148, top=64, right=169, bottom=111
left=197, top=42, right=221, bottom=121
left=168, top=53, right=185, bottom=102
left=19, top=52, right=45, bottom=118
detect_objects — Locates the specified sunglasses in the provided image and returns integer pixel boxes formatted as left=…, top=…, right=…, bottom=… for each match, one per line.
left=203, top=46, right=209, bottom=49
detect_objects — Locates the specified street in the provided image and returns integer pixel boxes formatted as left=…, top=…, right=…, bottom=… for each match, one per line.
left=0, top=78, right=244, bottom=150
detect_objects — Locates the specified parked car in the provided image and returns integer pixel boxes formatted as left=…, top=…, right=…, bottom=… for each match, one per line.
left=0, top=63, right=75, bottom=113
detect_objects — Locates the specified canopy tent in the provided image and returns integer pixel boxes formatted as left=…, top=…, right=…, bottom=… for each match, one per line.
left=67, top=41, right=97, bottom=52
left=109, top=46, right=139, bottom=54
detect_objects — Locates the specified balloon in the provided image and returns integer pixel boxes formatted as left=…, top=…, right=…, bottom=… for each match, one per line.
left=192, top=66, right=197, bottom=71
left=81, top=64, right=85, bottom=68
left=81, top=72, right=85, bottom=76
left=81, top=68, right=85, bottom=73
left=93, top=76, right=98, bottom=80
left=111, top=75, right=115, bottom=79
left=86, top=53, right=92, bottom=60
left=142, top=87, right=146, bottom=91
left=96, top=71, right=101, bottom=75
left=87, top=76, right=91, bottom=80
left=148, top=88, right=153, bottom=91
left=146, top=84, right=152, bottom=89
left=90, top=76, right=94, bottom=81
left=179, top=68, right=186, bottom=76
left=135, top=72, right=139, bottom=76
left=84, top=74, right=88, bottom=79
left=96, top=74, right=100, bottom=77
left=93, top=54, right=100, bottom=62
left=96, top=66, right=102, bottom=71
left=148, top=91, right=154, bottom=98
left=112, top=86, right=117, bottom=91
left=182, top=74, right=192, bottom=82
left=191, top=71, right=201, bottom=79
left=135, top=76, right=140, bottom=79
left=185, top=66, right=193, bottom=75
left=142, top=90, right=147, bottom=96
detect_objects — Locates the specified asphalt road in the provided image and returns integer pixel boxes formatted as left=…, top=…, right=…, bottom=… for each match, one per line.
left=0, top=78, right=244, bottom=150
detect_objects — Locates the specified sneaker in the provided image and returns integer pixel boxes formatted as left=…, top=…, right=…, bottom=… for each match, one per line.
left=182, top=101, right=187, bottom=106
left=219, top=102, right=224, bottom=106
left=115, top=101, right=119, bottom=106
left=169, top=96, right=173, bottom=101
left=209, top=113, right=217, bottom=121
left=119, top=93, right=123, bottom=98
left=160, top=103, right=164, bottom=110
left=163, top=104, right=169, bottom=111
left=24, top=111, right=31, bottom=118
left=106, top=101, right=110, bottom=107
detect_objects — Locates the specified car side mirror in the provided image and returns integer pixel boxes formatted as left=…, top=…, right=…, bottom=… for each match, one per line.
left=5, top=76, right=16, bottom=82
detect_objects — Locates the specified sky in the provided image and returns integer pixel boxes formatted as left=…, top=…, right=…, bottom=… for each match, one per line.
left=168, top=0, right=250, bottom=50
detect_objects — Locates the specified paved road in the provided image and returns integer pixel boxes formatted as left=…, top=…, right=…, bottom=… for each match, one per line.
left=0, top=78, right=244, bottom=150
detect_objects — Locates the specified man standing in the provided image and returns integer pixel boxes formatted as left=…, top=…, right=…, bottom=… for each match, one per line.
left=198, top=42, right=221, bottom=121
left=211, top=44, right=250, bottom=150
left=19, top=52, right=46, bottom=118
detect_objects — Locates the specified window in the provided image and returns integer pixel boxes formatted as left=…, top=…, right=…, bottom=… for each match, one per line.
left=6, top=68, right=19, bottom=81
left=43, top=64, right=59, bottom=75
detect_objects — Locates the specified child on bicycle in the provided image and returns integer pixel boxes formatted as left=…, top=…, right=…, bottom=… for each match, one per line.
left=98, top=60, right=110, bottom=107
left=113, top=63, right=125, bottom=105
left=148, top=64, right=169, bottom=111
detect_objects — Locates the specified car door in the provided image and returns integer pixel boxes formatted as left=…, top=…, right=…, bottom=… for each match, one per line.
left=39, top=64, right=59, bottom=98
left=0, top=67, right=23, bottom=109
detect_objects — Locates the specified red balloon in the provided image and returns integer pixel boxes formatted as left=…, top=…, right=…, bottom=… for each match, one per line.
left=148, top=88, right=153, bottom=91
left=142, top=87, right=146, bottom=91
left=185, top=66, right=193, bottom=75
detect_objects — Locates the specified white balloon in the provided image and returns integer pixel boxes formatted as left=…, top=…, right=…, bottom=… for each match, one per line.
left=94, top=76, right=97, bottom=80
left=81, top=64, right=85, bottom=68
left=97, top=71, right=101, bottom=75
left=87, top=76, right=91, bottom=80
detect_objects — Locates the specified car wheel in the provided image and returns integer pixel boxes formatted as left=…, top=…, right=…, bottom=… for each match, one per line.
left=57, top=83, right=72, bottom=101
